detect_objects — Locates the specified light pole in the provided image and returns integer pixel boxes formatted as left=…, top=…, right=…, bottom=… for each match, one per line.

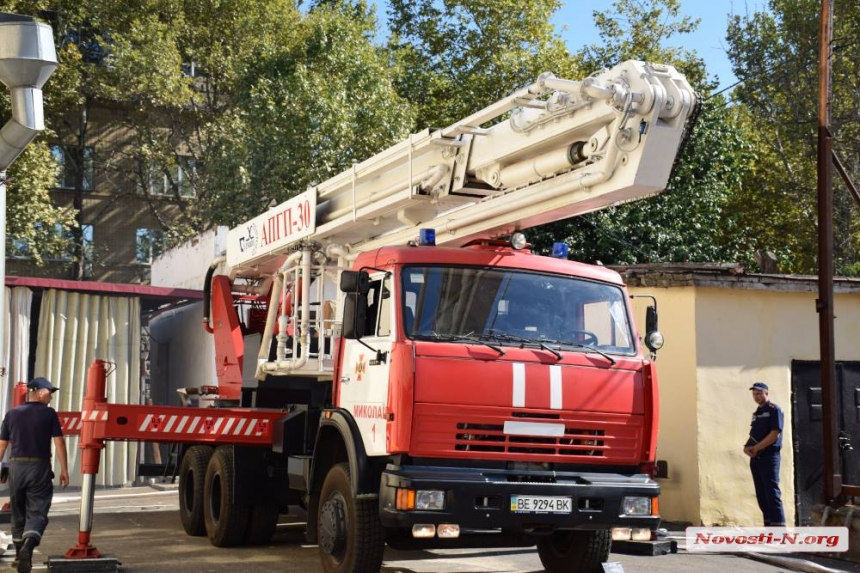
left=0, top=12, right=57, bottom=386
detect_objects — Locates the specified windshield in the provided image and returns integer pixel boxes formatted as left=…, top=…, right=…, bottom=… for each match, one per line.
left=400, top=265, right=636, bottom=355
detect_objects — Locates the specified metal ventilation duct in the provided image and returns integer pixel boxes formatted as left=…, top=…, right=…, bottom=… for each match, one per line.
left=0, top=12, right=58, bottom=170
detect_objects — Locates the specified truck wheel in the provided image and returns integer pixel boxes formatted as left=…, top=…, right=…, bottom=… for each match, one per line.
left=244, top=503, right=279, bottom=545
left=178, top=445, right=213, bottom=536
left=203, top=446, right=250, bottom=547
left=536, top=529, right=611, bottom=573
left=317, top=463, right=385, bottom=573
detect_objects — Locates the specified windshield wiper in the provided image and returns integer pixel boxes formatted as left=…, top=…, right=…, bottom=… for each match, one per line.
left=541, top=338, right=617, bottom=366
left=486, top=333, right=562, bottom=360
left=412, top=332, right=505, bottom=356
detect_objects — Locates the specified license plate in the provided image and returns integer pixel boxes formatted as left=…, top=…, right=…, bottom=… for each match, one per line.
left=510, top=495, right=572, bottom=514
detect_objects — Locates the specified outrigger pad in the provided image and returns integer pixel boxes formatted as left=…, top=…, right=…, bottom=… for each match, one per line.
left=46, top=556, right=121, bottom=572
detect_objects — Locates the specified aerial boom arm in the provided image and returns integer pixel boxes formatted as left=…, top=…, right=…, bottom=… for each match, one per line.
left=227, top=60, right=696, bottom=276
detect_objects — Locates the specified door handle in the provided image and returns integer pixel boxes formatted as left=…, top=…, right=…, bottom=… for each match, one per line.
left=340, top=376, right=351, bottom=384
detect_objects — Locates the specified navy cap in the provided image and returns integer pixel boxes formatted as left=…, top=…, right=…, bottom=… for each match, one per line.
left=749, top=382, right=768, bottom=392
left=27, top=377, right=59, bottom=392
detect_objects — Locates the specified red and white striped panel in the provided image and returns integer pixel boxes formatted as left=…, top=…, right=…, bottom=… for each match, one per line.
left=58, top=412, right=82, bottom=436
left=136, top=413, right=271, bottom=438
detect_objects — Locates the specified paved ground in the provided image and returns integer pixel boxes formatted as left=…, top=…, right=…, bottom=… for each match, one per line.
left=0, top=485, right=855, bottom=572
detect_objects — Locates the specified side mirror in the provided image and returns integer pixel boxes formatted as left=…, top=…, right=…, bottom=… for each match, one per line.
left=645, top=306, right=658, bottom=333
left=644, top=306, right=664, bottom=353
left=340, top=270, right=370, bottom=294
left=342, top=293, right=367, bottom=339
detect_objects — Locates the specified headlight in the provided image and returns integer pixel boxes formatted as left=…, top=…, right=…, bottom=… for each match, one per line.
left=415, top=490, right=446, bottom=510
left=510, top=232, right=528, bottom=250
left=621, top=496, right=651, bottom=516
left=645, top=331, right=664, bottom=352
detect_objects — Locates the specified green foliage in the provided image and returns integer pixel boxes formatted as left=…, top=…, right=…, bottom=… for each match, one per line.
left=726, top=0, right=860, bottom=275
left=203, top=2, right=413, bottom=226
left=387, top=0, right=575, bottom=129
left=3, top=142, right=76, bottom=264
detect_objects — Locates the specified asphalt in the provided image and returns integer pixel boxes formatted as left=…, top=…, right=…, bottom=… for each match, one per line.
left=0, top=485, right=856, bottom=573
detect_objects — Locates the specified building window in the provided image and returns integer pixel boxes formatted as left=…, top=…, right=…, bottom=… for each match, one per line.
left=136, top=228, right=165, bottom=265
left=10, top=236, right=30, bottom=259
left=9, top=223, right=91, bottom=268
left=181, top=61, right=204, bottom=78
left=148, top=156, right=197, bottom=198
left=51, top=144, right=94, bottom=190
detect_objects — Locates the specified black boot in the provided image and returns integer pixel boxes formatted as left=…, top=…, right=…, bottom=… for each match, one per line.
left=10, top=541, right=21, bottom=569
left=16, top=537, right=34, bottom=573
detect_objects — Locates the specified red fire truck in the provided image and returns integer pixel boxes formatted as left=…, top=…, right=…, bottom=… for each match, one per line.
left=63, top=60, right=697, bottom=573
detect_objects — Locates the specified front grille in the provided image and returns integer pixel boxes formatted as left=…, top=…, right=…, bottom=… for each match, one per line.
left=455, top=423, right=605, bottom=456
left=412, top=404, right=642, bottom=464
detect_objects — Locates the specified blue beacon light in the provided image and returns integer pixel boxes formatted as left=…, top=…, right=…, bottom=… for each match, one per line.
left=419, top=228, right=436, bottom=246
left=551, top=242, right=569, bottom=259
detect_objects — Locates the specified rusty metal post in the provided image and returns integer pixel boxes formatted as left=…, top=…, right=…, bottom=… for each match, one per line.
left=817, top=0, right=842, bottom=504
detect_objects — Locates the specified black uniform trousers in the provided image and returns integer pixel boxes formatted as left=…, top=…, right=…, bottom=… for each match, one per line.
left=8, top=459, right=54, bottom=545
left=749, top=449, right=785, bottom=526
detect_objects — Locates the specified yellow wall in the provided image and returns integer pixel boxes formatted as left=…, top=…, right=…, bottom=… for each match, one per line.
left=630, top=286, right=700, bottom=523
left=632, top=282, right=860, bottom=526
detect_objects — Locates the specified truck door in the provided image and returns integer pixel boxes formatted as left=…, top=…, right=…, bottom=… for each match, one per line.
left=338, top=272, right=393, bottom=456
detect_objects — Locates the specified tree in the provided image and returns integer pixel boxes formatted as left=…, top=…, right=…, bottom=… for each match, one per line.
left=203, top=2, right=414, bottom=225
left=387, top=0, right=575, bottom=130
left=2, top=0, right=413, bottom=278
left=2, top=141, right=75, bottom=264
left=726, top=0, right=860, bottom=274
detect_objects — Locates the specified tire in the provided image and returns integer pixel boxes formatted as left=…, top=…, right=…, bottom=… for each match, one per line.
left=244, top=503, right=279, bottom=545
left=203, top=446, right=250, bottom=547
left=317, top=463, right=385, bottom=573
left=536, top=529, right=611, bottom=573
left=178, top=445, right=213, bottom=537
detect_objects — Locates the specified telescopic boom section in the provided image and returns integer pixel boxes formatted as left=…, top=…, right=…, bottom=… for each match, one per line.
left=226, top=60, right=697, bottom=276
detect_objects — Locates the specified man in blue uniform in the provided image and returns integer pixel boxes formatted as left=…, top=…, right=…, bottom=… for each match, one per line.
left=0, top=377, right=69, bottom=573
left=744, top=381, right=786, bottom=526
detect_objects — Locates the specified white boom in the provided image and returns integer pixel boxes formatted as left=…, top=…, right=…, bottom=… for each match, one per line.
left=227, top=60, right=697, bottom=276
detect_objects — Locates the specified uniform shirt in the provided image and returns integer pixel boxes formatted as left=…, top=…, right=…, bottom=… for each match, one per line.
left=0, top=402, right=63, bottom=458
left=746, top=401, right=783, bottom=452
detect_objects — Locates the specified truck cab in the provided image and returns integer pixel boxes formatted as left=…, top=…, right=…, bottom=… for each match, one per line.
left=316, top=238, right=660, bottom=572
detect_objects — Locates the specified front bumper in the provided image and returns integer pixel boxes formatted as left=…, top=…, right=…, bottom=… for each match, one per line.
left=379, top=463, right=660, bottom=532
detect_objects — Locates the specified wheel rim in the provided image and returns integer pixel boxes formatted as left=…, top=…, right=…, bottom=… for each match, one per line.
left=319, top=492, right=348, bottom=562
left=182, top=468, right=195, bottom=512
left=209, top=472, right=222, bottom=525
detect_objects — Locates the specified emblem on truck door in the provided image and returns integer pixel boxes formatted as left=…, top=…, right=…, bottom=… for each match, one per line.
left=355, top=353, right=366, bottom=381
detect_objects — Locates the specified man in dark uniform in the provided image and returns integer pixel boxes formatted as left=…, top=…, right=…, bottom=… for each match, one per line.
left=744, top=381, right=786, bottom=526
left=0, top=377, right=69, bottom=573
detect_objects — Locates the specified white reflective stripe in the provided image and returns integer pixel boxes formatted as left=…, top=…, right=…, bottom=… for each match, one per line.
left=222, top=418, right=236, bottom=435
left=233, top=419, right=246, bottom=435
left=187, top=417, right=201, bottom=433
left=512, top=363, right=526, bottom=408
left=139, top=414, right=154, bottom=432
left=550, top=365, right=562, bottom=410
left=246, top=420, right=257, bottom=436
left=101, top=411, right=108, bottom=421
left=211, top=418, right=224, bottom=434
left=162, top=416, right=177, bottom=433
left=175, top=416, right=189, bottom=433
